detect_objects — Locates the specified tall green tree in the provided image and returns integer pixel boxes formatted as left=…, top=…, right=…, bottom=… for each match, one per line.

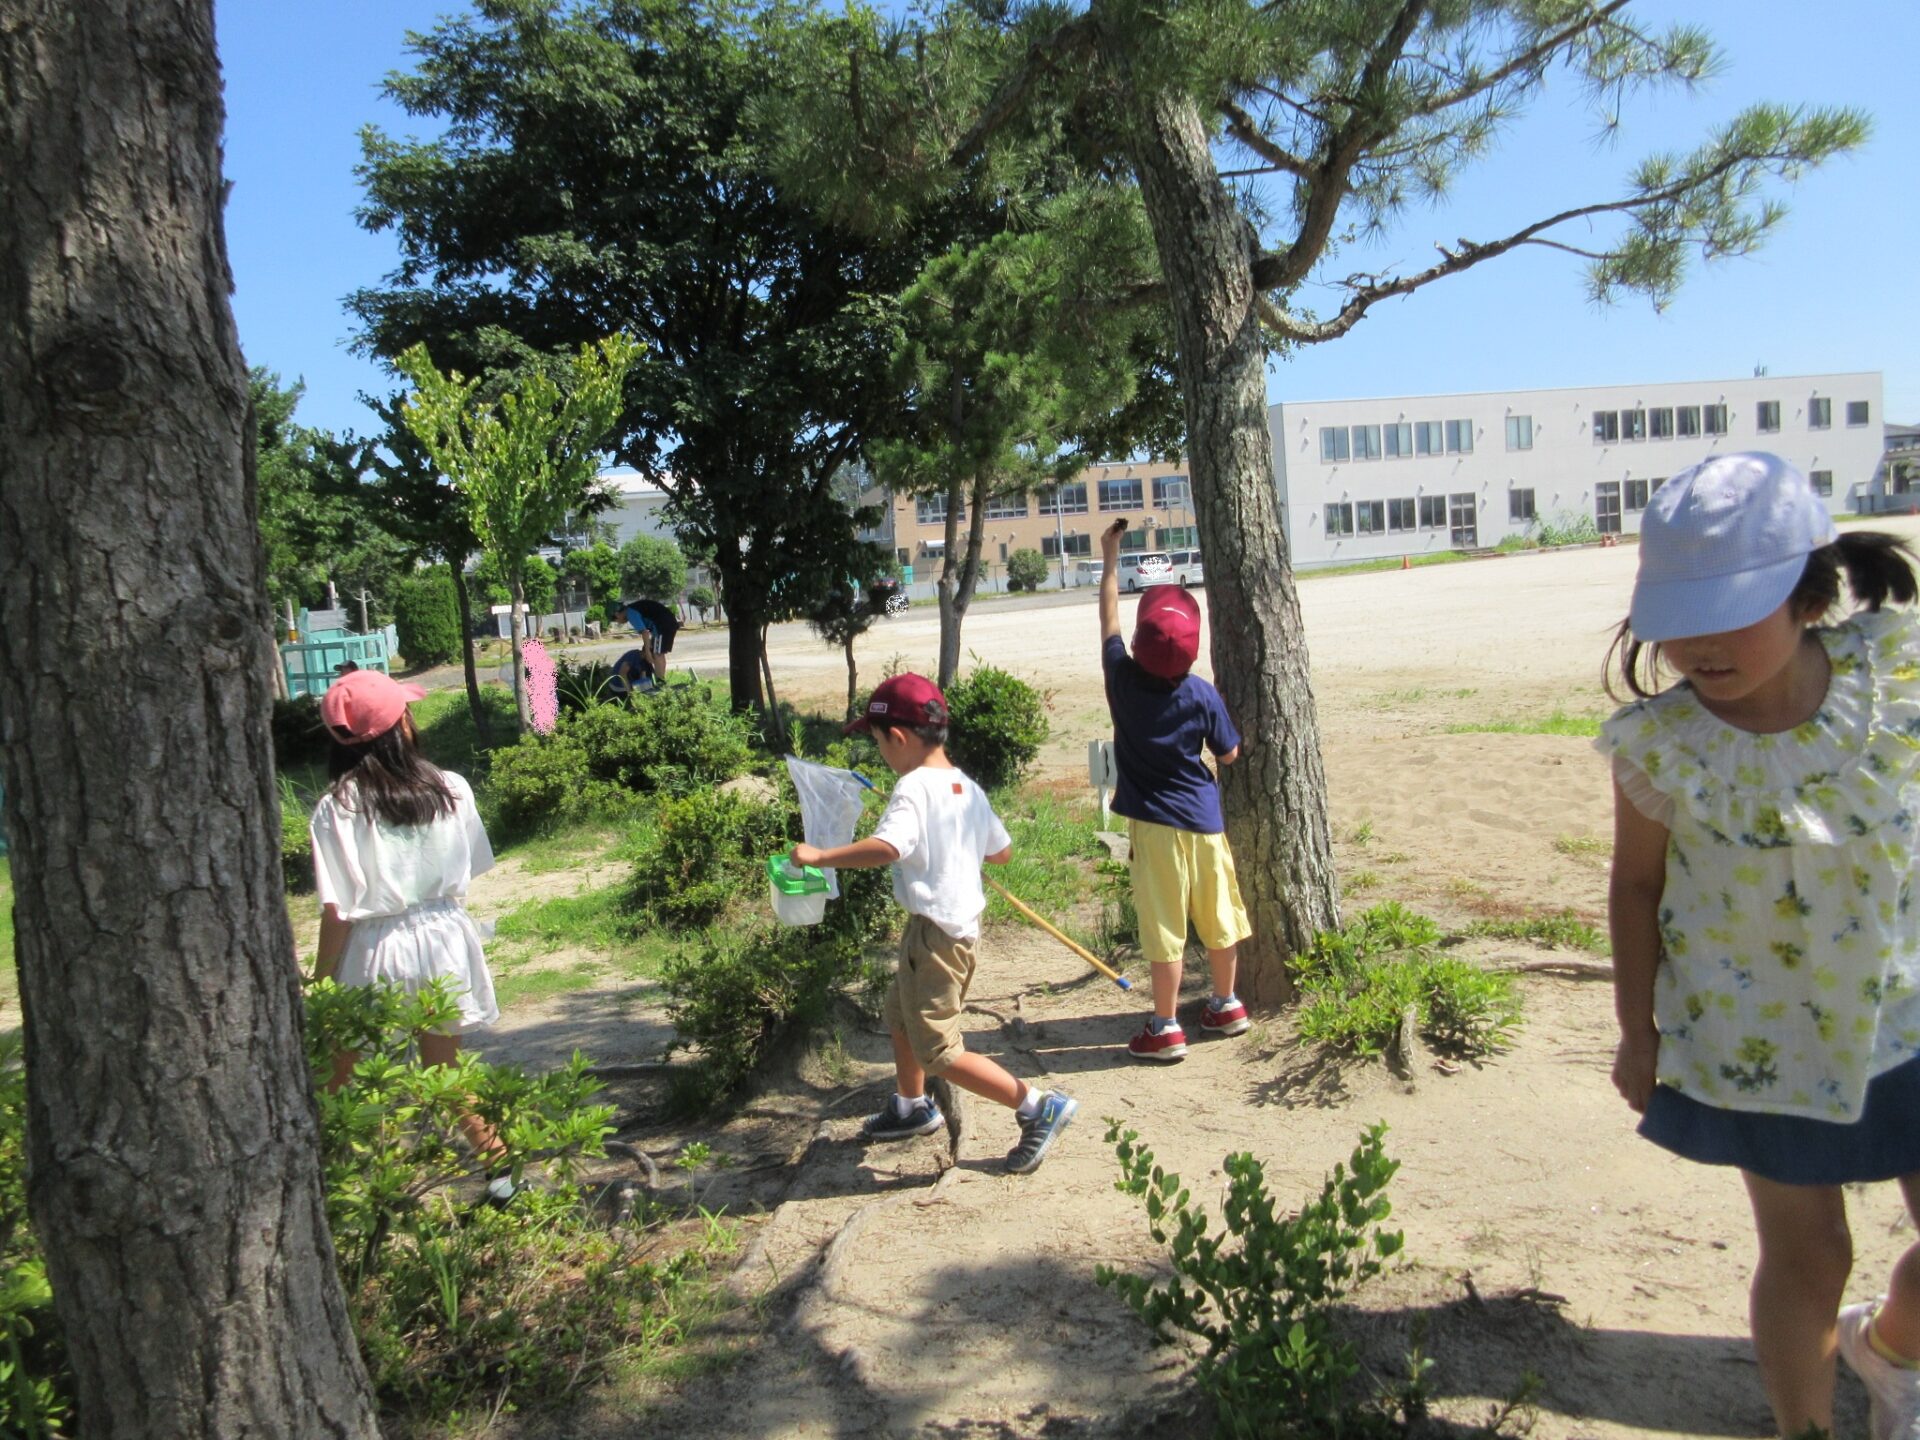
left=784, top=0, right=1868, bottom=1003
left=615, top=534, right=688, bottom=603
left=350, top=0, right=938, bottom=718
left=398, top=334, right=638, bottom=730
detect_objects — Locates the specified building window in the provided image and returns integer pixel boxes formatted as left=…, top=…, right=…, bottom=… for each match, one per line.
left=1152, top=475, right=1189, bottom=507
left=1596, top=481, right=1622, bottom=535
left=1098, top=478, right=1143, bottom=511
left=985, top=494, right=1029, bottom=520
left=1418, top=495, right=1447, bottom=528
left=1810, top=469, right=1833, bottom=497
left=1505, top=415, right=1534, bottom=451
left=1448, top=493, right=1478, bottom=547
left=1415, top=421, right=1444, bottom=456
left=1593, top=410, right=1620, bottom=443
left=1041, top=534, right=1090, bottom=558
left=1650, top=407, right=1674, bottom=439
left=1351, top=424, right=1384, bottom=461
left=1652, top=476, right=1668, bottom=494
left=1387, top=498, right=1416, bottom=531
left=1757, top=400, right=1781, bottom=433
left=998, top=542, right=1008, bottom=561
left=915, top=494, right=954, bottom=525
left=896, top=548, right=910, bottom=565
left=1325, top=502, right=1355, bottom=536
left=1119, top=527, right=1147, bottom=551
left=1849, top=400, right=1871, bottom=427
left=1625, top=479, right=1650, bottom=512
left=1677, top=406, right=1701, bottom=437
left=1356, top=499, right=1386, bottom=534
left=1704, top=404, right=1729, bottom=435
left=1160, top=525, right=1197, bottom=548
left=1037, top=482, right=1087, bottom=515
left=1384, top=422, right=1413, bottom=458
left=1622, top=409, right=1647, bottom=442
left=1509, top=488, right=1536, bottom=522
left=1446, top=419, right=1474, bottom=454
left=1320, top=426, right=1351, bottom=463
left=1809, top=397, right=1832, bottom=430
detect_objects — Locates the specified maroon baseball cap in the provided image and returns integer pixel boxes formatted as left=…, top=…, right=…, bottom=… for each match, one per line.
left=320, top=669, right=427, bottom=743
left=1133, top=587, right=1202, bottom=681
left=845, top=673, right=949, bottom=735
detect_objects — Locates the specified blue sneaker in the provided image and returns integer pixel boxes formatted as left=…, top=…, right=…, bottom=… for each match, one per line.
left=861, top=1098, right=944, bottom=1142
left=1005, top=1092, right=1078, bottom=1174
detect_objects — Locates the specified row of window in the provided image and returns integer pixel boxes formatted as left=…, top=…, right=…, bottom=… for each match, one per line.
left=915, top=476, right=1191, bottom=525
left=1596, top=399, right=1869, bottom=444
left=1325, top=494, right=1473, bottom=537
left=1321, top=419, right=1479, bottom=464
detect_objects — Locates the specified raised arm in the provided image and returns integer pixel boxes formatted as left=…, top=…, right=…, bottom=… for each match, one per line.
left=1099, top=519, right=1124, bottom=642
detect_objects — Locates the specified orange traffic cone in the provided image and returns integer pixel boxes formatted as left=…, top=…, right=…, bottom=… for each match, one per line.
left=1400, top=554, right=1409, bottom=570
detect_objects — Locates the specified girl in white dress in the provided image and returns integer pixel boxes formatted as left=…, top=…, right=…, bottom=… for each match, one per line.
left=309, top=671, right=500, bottom=1123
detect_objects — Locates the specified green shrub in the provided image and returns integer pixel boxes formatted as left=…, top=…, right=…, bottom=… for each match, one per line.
left=945, top=663, right=1050, bottom=791
left=485, top=730, right=619, bottom=836
left=391, top=570, right=462, bottom=668
left=686, top=584, right=716, bottom=615
left=1534, top=511, right=1600, bottom=547
left=1292, top=902, right=1522, bottom=1058
left=568, top=688, right=754, bottom=797
left=279, top=774, right=315, bottom=893
left=0, top=1037, right=72, bottom=1438
left=1097, top=1121, right=1410, bottom=1436
left=271, top=695, right=332, bottom=769
left=617, top=535, right=688, bottom=601
left=1006, top=548, right=1049, bottom=592
left=629, top=790, right=791, bottom=927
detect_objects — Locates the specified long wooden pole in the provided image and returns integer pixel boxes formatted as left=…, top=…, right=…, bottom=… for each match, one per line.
left=985, top=876, right=1132, bottom=990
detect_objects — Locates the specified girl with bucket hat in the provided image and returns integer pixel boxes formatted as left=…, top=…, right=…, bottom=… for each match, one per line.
left=1598, top=452, right=1920, bottom=1437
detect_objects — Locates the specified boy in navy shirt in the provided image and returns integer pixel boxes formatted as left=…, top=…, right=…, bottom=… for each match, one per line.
left=1098, top=519, right=1252, bottom=1060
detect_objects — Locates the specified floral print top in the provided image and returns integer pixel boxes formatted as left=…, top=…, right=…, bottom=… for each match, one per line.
left=1596, top=608, right=1920, bottom=1121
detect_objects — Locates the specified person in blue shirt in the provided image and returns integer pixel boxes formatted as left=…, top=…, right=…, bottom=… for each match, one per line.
left=1098, top=518, right=1251, bottom=1062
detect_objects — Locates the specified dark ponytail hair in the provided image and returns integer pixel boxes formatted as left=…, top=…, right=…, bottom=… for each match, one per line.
left=328, top=719, right=457, bottom=827
left=1607, top=531, right=1920, bottom=701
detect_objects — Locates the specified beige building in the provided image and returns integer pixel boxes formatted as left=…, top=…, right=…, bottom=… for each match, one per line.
left=875, top=458, right=1197, bottom=587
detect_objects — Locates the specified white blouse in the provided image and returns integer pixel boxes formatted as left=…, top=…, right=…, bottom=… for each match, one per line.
left=309, top=770, right=494, bottom=922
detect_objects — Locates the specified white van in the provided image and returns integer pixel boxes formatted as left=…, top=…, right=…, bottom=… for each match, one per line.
left=1071, top=559, right=1106, bottom=588
left=1166, top=549, right=1205, bottom=588
left=1115, top=550, right=1175, bottom=592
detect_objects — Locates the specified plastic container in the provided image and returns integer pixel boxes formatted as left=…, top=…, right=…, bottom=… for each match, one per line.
left=767, top=856, right=830, bottom=926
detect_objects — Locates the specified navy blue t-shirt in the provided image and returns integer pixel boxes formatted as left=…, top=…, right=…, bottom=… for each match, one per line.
left=1102, top=635, right=1239, bottom=834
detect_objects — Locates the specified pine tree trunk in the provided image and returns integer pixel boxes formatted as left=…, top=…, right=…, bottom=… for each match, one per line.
left=0, top=2, right=384, bottom=1434
left=844, top=637, right=859, bottom=722
left=758, top=624, right=784, bottom=748
left=1102, top=48, right=1340, bottom=1004
left=935, top=472, right=992, bottom=689
left=507, top=575, right=531, bottom=732
left=449, top=549, right=491, bottom=745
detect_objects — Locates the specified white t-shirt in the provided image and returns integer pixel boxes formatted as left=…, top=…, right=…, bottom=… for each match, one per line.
left=869, top=765, right=1011, bottom=939
left=309, top=770, right=494, bottom=922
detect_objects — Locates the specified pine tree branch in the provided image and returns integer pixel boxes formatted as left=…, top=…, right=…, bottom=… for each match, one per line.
left=947, top=14, right=1097, bottom=166
left=1407, top=0, right=1632, bottom=120
left=1221, top=100, right=1312, bottom=178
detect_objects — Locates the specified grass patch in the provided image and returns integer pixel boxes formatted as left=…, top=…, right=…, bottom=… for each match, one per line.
left=503, top=825, right=625, bottom=874
left=991, top=792, right=1103, bottom=948
left=1552, top=834, right=1611, bottom=859
left=494, top=887, right=631, bottom=953
left=1461, top=909, right=1608, bottom=953
left=1373, top=686, right=1477, bottom=705
left=411, top=683, right=518, bottom=773
left=493, top=963, right=606, bottom=1008
left=1445, top=710, right=1603, bottom=738
left=1300, top=550, right=1470, bottom=581
left=1342, top=870, right=1380, bottom=895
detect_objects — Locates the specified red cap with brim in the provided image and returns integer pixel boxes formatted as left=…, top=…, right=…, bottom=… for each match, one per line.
left=845, top=673, right=949, bottom=735
left=320, top=670, right=428, bottom=743
left=1133, top=587, right=1201, bottom=680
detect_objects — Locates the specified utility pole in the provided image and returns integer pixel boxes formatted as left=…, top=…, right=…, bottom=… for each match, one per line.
left=353, top=588, right=372, bottom=635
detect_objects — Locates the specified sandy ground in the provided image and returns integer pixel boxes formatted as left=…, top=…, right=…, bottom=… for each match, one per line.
left=415, top=518, right=1920, bottom=1436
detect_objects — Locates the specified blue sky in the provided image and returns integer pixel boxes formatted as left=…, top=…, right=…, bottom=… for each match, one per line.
left=216, top=0, right=1920, bottom=441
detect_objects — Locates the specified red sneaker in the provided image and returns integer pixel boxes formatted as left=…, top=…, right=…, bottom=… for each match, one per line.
left=1128, top=1022, right=1189, bottom=1062
left=1202, top=1000, right=1251, bottom=1037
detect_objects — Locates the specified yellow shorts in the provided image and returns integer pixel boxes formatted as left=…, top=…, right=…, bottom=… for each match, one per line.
left=882, top=914, right=976, bottom=1074
left=1129, top=818, right=1252, bottom=966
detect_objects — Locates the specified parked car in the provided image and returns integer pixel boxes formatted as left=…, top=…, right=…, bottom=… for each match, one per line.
left=1166, top=549, right=1205, bottom=588
left=1116, top=550, right=1176, bottom=592
left=1071, top=559, right=1106, bottom=588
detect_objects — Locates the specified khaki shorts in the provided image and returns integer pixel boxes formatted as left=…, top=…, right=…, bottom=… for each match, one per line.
left=1130, top=818, right=1253, bottom=966
left=882, top=914, right=976, bottom=1074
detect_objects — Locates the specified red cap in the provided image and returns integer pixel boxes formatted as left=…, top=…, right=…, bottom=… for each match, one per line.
left=1132, top=587, right=1201, bottom=681
left=845, top=673, right=949, bottom=735
left=320, top=670, right=427, bottom=743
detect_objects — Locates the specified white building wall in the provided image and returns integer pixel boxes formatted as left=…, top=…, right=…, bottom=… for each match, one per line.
left=1270, top=372, right=1885, bottom=568
left=602, top=471, right=680, bottom=546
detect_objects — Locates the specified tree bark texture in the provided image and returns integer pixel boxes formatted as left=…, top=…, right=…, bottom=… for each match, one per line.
left=935, top=471, right=991, bottom=690
left=1102, top=40, right=1341, bottom=1003
left=0, top=3, right=384, bottom=1435
left=506, top=576, right=530, bottom=732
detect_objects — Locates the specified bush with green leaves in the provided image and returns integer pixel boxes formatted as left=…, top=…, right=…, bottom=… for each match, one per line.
left=629, top=788, right=791, bottom=926
left=945, top=663, right=1050, bottom=791
left=568, top=686, right=754, bottom=795
left=618, top=534, right=688, bottom=601
left=271, top=694, right=332, bottom=769
left=484, top=728, right=625, bottom=836
left=1292, top=902, right=1523, bottom=1058
left=1533, top=511, right=1601, bottom=547
left=1098, top=1122, right=1410, bottom=1438
left=1006, top=547, right=1050, bottom=592
left=0, top=1038, right=71, bottom=1438
left=686, top=584, right=716, bottom=616
left=391, top=570, right=462, bottom=668
left=279, top=774, right=315, bottom=893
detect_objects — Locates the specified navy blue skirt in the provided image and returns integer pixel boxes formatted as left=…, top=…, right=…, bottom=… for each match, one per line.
left=1641, top=1051, right=1920, bottom=1186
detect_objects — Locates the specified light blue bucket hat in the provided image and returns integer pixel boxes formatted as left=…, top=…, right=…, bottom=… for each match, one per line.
left=1629, top=451, right=1837, bottom=644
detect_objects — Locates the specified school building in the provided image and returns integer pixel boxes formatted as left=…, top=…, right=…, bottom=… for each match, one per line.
left=1270, top=371, right=1886, bottom=567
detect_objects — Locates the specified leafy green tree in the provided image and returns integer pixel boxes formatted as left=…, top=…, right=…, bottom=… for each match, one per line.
left=783, top=0, right=1868, bottom=1002
left=391, top=569, right=462, bottom=668
left=521, top=554, right=559, bottom=616
left=1006, top=547, right=1049, bottom=593
left=616, top=534, right=688, bottom=603
left=351, top=0, right=938, bottom=719
left=398, top=334, right=639, bottom=731
left=563, top=542, right=622, bottom=619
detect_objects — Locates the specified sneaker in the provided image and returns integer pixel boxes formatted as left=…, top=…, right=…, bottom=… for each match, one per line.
left=1202, top=999, right=1251, bottom=1037
left=1839, top=1301, right=1920, bottom=1440
left=1128, top=1022, right=1189, bottom=1062
left=861, top=1098, right=944, bottom=1142
left=1006, top=1092, right=1078, bottom=1174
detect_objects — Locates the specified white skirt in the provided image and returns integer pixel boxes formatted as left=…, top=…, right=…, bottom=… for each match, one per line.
left=338, top=899, right=499, bottom=1033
